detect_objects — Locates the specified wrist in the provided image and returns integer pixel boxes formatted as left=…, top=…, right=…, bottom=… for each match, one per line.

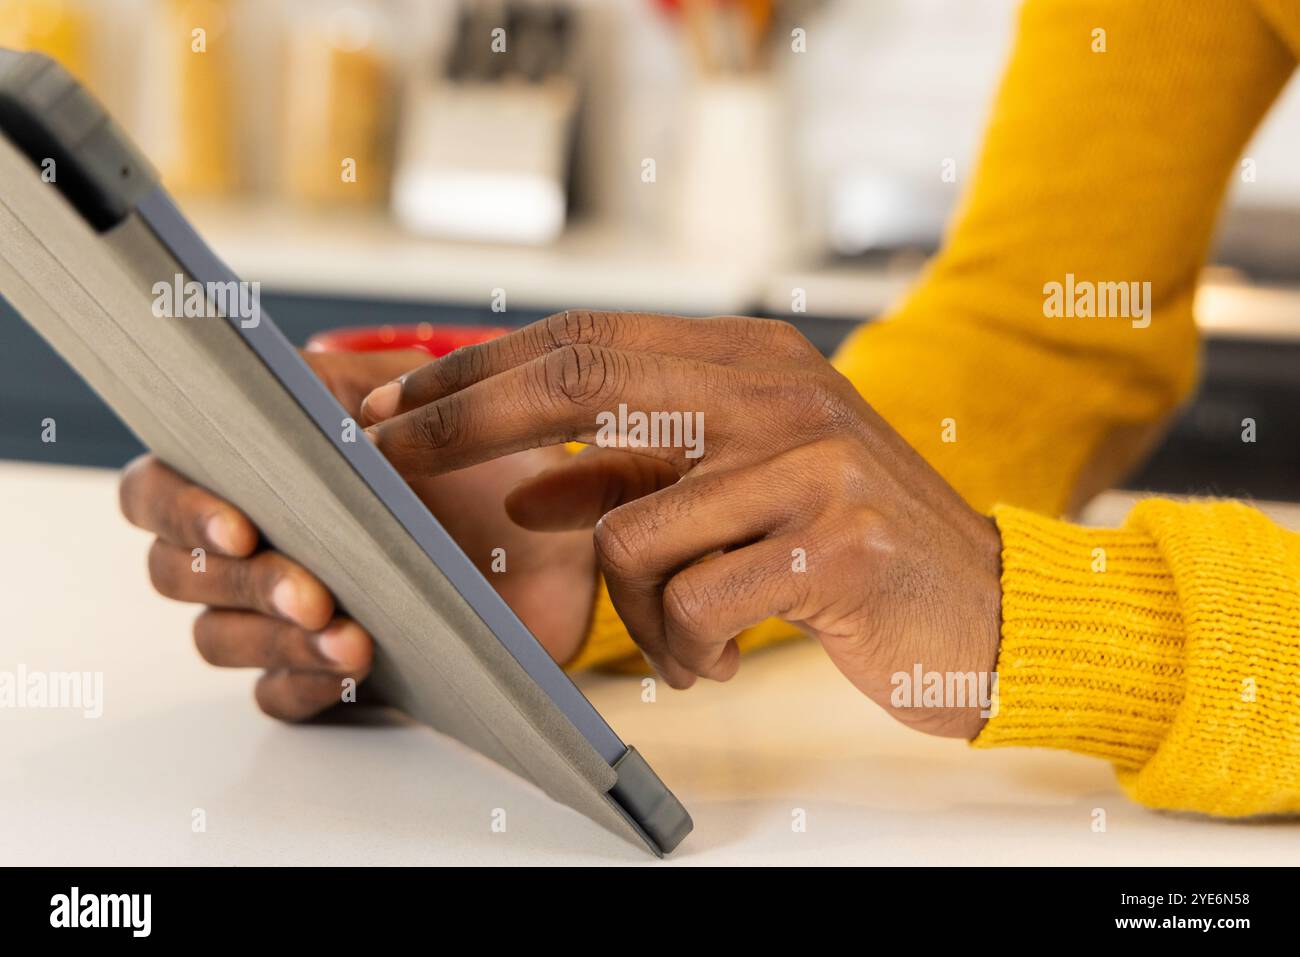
left=883, top=513, right=1004, bottom=741
left=931, top=514, right=1003, bottom=741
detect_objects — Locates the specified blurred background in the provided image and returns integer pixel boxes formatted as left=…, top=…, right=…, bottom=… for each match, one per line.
left=1, top=0, right=1298, bottom=500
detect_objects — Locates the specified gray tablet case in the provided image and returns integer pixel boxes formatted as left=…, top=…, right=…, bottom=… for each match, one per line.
left=0, top=50, right=690, bottom=856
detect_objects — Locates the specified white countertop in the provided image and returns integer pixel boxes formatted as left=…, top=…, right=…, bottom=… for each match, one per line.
left=189, top=203, right=763, bottom=317
left=1, top=460, right=1295, bottom=865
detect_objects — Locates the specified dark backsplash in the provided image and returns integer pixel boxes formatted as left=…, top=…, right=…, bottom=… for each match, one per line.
left=2, top=292, right=1297, bottom=502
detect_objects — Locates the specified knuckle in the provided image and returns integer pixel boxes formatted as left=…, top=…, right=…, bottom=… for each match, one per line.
left=838, top=508, right=895, bottom=560
left=174, top=485, right=215, bottom=541
left=191, top=611, right=222, bottom=664
left=255, top=672, right=332, bottom=723
left=262, top=618, right=302, bottom=668
left=814, top=435, right=871, bottom=496
left=287, top=677, right=336, bottom=720
left=254, top=674, right=300, bottom=722
left=543, top=309, right=608, bottom=349
left=790, top=378, right=852, bottom=431
left=592, top=508, right=648, bottom=577
left=413, top=399, right=464, bottom=450
left=433, top=343, right=485, bottom=392
left=146, top=540, right=181, bottom=595
left=545, top=343, right=620, bottom=406
left=808, top=377, right=844, bottom=414
left=239, top=554, right=276, bottom=610
left=663, top=575, right=709, bottom=641
left=758, top=318, right=815, bottom=356
left=255, top=696, right=287, bottom=722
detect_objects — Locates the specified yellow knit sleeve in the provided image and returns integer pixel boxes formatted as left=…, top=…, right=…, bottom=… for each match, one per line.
left=834, top=0, right=1294, bottom=516
left=979, top=501, right=1300, bottom=817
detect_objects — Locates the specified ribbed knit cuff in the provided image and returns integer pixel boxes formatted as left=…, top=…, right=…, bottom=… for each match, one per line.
left=973, top=505, right=1187, bottom=769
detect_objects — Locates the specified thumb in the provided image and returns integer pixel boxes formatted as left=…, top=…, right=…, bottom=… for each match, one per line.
left=505, top=448, right=679, bottom=532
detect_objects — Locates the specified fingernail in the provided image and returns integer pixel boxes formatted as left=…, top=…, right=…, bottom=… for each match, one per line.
left=362, top=381, right=401, bottom=421
left=205, top=513, right=238, bottom=553
left=364, top=427, right=379, bottom=445
left=315, top=623, right=364, bottom=669
left=272, top=578, right=305, bottom=625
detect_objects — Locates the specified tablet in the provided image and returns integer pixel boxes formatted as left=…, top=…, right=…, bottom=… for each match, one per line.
left=0, top=50, right=691, bottom=856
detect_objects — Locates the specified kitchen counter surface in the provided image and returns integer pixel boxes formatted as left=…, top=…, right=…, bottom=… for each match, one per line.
left=1, top=461, right=1295, bottom=865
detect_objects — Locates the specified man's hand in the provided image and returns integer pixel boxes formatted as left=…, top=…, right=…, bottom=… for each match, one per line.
left=120, top=348, right=598, bottom=722
left=363, top=311, right=1003, bottom=739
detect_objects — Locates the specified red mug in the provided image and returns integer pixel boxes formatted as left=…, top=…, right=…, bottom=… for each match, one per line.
left=306, top=323, right=509, bottom=358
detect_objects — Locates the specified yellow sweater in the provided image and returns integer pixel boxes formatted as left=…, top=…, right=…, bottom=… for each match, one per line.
left=573, top=0, right=1300, bottom=818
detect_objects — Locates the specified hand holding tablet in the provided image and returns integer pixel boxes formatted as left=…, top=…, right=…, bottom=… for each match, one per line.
left=120, top=348, right=598, bottom=721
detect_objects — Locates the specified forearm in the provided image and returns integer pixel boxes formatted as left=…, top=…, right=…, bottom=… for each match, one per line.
left=834, top=0, right=1295, bottom=516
